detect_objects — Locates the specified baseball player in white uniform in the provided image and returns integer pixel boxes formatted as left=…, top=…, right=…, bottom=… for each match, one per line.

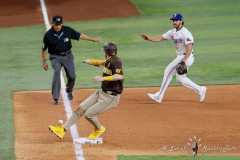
left=141, top=13, right=206, bottom=103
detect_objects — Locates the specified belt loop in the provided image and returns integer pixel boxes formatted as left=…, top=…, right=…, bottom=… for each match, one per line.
left=102, top=89, right=118, bottom=96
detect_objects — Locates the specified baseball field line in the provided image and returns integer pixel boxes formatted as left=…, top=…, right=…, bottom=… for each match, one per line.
left=39, top=0, right=84, bottom=159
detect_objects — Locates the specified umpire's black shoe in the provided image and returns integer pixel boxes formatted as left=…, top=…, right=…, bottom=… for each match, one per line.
left=67, top=92, right=73, bottom=100
left=52, top=99, right=59, bottom=105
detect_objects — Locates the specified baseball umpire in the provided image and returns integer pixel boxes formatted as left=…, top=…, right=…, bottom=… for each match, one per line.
left=49, top=42, right=124, bottom=139
left=42, top=15, right=100, bottom=105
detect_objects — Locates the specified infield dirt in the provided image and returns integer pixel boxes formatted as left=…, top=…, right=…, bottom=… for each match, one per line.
left=0, top=0, right=139, bottom=28
left=15, top=86, right=240, bottom=159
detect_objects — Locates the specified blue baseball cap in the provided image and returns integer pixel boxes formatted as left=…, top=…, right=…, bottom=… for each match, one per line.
left=170, top=13, right=183, bottom=21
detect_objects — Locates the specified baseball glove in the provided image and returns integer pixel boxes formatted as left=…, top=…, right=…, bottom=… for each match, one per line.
left=176, top=61, right=187, bottom=75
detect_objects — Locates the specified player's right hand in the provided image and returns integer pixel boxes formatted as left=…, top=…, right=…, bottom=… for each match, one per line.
left=83, top=60, right=91, bottom=64
left=94, top=37, right=101, bottom=43
left=140, top=34, right=149, bottom=40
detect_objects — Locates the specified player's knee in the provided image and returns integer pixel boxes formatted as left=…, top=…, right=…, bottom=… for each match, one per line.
left=79, top=103, right=87, bottom=111
left=68, top=74, right=76, bottom=81
left=84, top=115, right=90, bottom=120
left=54, top=70, right=61, bottom=76
left=164, top=69, right=169, bottom=76
left=164, top=67, right=175, bottom=78
left=75, top=105, right=85, bottom=117
left=84, top=111, right=93, bottom=119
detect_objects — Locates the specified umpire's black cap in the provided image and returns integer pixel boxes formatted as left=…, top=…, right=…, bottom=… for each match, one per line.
left=52, top=15, right=63, bottom=25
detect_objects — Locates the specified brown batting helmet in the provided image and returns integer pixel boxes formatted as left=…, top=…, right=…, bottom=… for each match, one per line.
left=103, top=42, right=117, bottom=56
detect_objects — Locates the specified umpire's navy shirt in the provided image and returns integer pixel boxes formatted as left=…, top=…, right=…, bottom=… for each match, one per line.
left=42, top=26, right=81, bottom=54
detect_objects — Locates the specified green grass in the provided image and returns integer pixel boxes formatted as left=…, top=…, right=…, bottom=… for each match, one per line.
left=118, top=155, right=240, bottom=160
left=0, top=0, right=240, bottom=159
left=0, top=25, right=50, bottom=160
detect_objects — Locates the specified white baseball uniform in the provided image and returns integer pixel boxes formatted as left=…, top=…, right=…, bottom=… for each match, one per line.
left=154, top=27, right=204, bottom=101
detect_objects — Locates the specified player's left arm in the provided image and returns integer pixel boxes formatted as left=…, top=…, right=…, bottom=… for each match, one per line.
left=182, top=31, right=194, bottom=62
left=93, top=74, right=123, bottom=82
left=94, top=61, right=123, bottom=82
left=182, top=44, right=193, bottom=62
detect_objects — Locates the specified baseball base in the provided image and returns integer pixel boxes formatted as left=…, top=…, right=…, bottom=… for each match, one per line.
left=74, top=137, right=103, bottom=145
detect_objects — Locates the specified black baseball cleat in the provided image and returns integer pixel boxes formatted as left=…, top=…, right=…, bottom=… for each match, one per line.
left=67, top=92, right=73, bottom=100
left=52, top=99, right=59, bottom=105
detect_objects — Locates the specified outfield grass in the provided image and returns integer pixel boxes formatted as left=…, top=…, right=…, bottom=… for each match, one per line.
left=0, top=0, right=240, bottom=159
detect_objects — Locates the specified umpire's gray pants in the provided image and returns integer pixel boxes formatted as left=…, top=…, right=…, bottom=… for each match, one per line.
left=50, top=53, right=76, bottom=100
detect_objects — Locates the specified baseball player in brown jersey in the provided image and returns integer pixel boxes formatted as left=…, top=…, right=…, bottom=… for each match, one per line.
left=49, top=42, right=123, bottom=139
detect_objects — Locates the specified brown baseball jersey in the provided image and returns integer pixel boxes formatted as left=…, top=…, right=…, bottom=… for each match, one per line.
left=102, top=55, right=123, bottom=94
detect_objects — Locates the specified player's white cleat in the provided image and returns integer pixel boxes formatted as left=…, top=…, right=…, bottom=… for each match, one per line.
left=148, top=92, right=162, bottom=103
left=199, top=86, right=207, bottom=102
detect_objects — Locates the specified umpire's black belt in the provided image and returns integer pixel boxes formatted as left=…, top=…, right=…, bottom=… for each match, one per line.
left=51, top=50, right=71, bottom=56
left=102, top=89, right=118, bottom=96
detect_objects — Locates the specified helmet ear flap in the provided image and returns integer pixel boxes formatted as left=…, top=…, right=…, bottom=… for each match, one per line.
left=104, top=48, right=112, bottom=56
